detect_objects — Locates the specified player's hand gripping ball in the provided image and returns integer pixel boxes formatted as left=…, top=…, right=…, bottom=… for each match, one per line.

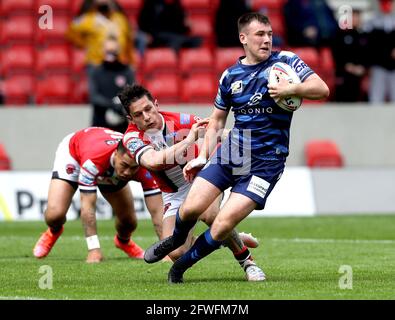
left=268, top=62, right=302, bottom=112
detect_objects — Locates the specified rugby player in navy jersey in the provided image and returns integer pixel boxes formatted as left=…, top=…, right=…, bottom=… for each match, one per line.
left=144, top=12, right=330, bottom=283
left=118, top=84, right=265, bottom=281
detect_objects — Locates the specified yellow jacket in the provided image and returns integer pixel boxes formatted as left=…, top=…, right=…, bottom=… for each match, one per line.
left=66, top=11, right=134, bottom=66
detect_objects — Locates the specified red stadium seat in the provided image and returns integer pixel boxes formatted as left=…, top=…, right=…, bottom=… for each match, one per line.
left=36, top=75, right=72, bottom=105
left=290, top=47, right=320, bottom=70
left=35, top=15, right=71, bottom=44
left=179, top=47, right=214, bottom=76
left=71, top=49, right=87, bottom=75
left=269, top=12, right=286, bottom=41
left=2, top=74, right=34, bottom=105
left=0, top=45, right=34, bottom=75
left=36, top=45, right=70, bottom=74
left=188, top=14, right=215, bottom=47
left=305, top=140, right=344, bottom=167
left=71, top=75, right=89, bottom=104
left=71, top=0, right=84, bottom=15
left=116, top=0, right=143, bottom=12
left=181, top=0, right=213, bottom=15
left=215, top=47, right=244, bottom=76
left=0, top=0, right=34, bottom=16
left=0, top=16, right=34, bottom=43
left=180, top=73, right=217, bottom=103
left=144, top=74, right=179, bottom=104
left=0, top=144, right=11, bottom=170
left=36, top=0, right=70, bottom=12
left=250, top=0, right=286, bottom=12
left=143, top=48, right=178, bottom=74
left=319, top=47, right=335, bottom=71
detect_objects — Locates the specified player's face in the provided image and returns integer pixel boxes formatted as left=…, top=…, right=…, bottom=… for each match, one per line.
left=113, top=151, right=139, bottom=181
left=127, top=96, right=162, bottom=131
left=240, top=21, right=272, bottom=64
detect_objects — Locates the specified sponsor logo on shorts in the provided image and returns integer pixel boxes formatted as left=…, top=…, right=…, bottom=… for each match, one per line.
left=163, top=203, right=171, bottom=215
left=247, top=175, right=270, bottom=199
left=65, top=164, right=76, bottom=175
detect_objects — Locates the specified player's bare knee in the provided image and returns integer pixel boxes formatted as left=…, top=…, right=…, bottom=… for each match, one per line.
left=118, top=216, right=137, bottom=233
left=211, top=219, right=233, bottom=240
left=180, top=202, right=203, bottom=220
left=44, top=206, right=66, bottom=227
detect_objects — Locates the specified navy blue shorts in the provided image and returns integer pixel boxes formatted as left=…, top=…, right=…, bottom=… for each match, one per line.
left=197, top=156, right=285, bottom=210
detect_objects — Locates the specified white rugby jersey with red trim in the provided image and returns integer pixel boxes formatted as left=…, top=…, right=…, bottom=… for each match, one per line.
left=69, top=127, right=160, bottom=194
left=123, top=111, right=200, bottom=193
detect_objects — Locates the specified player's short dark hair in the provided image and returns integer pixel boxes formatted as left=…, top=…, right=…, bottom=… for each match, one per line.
left=238, top=12, right=271, bottom=33
left=117, top=140, right=127, bottom=154
left=118, top=84, right=155, bottom=115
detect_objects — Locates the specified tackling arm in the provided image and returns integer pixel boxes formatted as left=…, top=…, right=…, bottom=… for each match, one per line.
left=183, top=108, right=229, bottom=182
left=138, top=118, right=209, bottom=171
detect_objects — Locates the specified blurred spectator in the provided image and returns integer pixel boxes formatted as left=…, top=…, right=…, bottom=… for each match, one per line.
left=66, top=0, right=136, bottom=73
left=137, top=0, right=202, bottom=52
left=364, top=0, right=395, bottom=103
left=215, top=0, right=251, bottom=47
left=333, top=9, right=369, bottom=102
left=88, top=37, right=134, bottom=132
left=283, top=0, right=338, bottom=47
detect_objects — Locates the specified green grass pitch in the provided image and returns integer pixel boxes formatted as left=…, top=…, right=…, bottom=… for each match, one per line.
left=0, top=215, right=394, bottom=300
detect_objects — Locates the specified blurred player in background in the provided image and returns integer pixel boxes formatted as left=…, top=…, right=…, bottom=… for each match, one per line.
left=33, top=127, right=163, bottom=263
left=144, top=12, right=330, bottom=283
left=118, top=84, right=264, bottom=281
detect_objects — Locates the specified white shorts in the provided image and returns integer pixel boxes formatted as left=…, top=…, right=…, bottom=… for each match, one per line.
left=162, top=183, right=191, bottom=219
left=52, top=133, right=80, bottom=183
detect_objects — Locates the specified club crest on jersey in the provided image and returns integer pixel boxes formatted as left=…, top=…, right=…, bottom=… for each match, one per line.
left=231, top=80, right=243, bottom=95
left=126, top=137, right=145, bottom=154
left=105, top=139, right=118, bottom=145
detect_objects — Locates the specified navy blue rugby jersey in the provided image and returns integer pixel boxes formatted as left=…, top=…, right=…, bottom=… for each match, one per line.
left=215, top=51, right=314, bottom=161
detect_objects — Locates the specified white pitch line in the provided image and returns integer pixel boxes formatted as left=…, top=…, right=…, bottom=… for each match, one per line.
left=270, top=238, right=395, bottom=244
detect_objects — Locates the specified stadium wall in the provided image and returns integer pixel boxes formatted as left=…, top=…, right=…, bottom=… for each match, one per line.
left=1, top=104, right=394, bottom=219
left=1, top=104, right=395, bottom=169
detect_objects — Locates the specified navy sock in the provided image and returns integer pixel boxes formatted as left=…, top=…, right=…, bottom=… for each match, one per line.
left=172, top=209, right=197, bottom=245
left=173, top=229, right=222, bottom=271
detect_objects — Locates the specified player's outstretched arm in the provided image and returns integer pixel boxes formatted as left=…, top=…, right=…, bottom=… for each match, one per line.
left=183, top=108, right=228, bottom=183
left=80, top=191, right=103, bottom=263
left=139, top=118, right=209, bottom=171
left=268, top=73, right=329, bottom=101
left=144, top=193, right=164, bottom=240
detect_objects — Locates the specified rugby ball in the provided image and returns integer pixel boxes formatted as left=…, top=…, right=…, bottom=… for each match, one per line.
left=268, top=62, right=302, bottom=112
